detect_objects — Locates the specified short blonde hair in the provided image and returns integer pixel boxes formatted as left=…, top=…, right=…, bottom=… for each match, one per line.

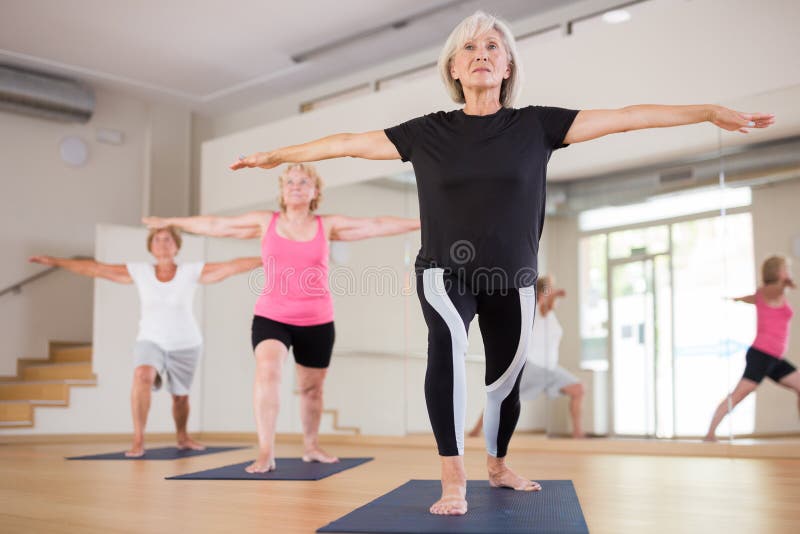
left=278, top=163, right=324, bottom=212
left=762, top=255, right=789, bottom=284
left=147, top=226, right=182, bottom=252
left=438, top=10, right=523, bottom=108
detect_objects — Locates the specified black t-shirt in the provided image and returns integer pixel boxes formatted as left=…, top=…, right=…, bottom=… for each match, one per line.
left=385, top=105, right=579, bottom=290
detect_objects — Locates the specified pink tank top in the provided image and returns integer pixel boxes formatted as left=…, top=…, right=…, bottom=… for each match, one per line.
left=751, top=289, right=793, bottom=358
left=254, top=212, right=334, bottom=326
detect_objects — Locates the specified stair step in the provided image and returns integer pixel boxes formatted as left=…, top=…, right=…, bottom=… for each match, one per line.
left=0, top=381, right=70, bottom=401
left=22, top=362, right=95, bottom=381
left=0, top=401, right=33, bottom=422
left=0, top=421, right=33, bottom=428
left=322, top=409, right=360, bottom=435
left=50, top=345, right=92, bottom=363
left=0, top=342, right=97, bottom=429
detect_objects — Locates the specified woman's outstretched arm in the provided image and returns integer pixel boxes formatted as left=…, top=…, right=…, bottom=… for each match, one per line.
left=29, top=256, right=132, bottom=284
left=325, top=215, right=420, bottom=242
left=731, top=293, right=756, bottom=304
left=199, top=257, right=263, bottom=284
left=143, top=211, right=266, bottom=239
left=564, top=105, right=775, bottom=145
left=230, top=130, right=400, bottom=171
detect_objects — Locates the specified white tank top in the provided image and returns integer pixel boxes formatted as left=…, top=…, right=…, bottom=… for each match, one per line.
left=126, top=262, right=204, bottom=350
left=528, top=310, right=563, bottom=370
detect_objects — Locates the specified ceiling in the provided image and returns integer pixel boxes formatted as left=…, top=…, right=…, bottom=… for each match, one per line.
left=0, top=0, right=586, bottom=116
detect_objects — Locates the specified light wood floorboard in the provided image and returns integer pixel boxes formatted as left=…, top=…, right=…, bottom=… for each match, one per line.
left=2, top=436, right=800, bottom=533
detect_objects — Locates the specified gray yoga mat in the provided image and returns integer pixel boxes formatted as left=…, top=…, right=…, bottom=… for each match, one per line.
left=67, top=446, right=246, bottom=460
left=167, top=457, right=373, bottom=480
left=317, top=479, right=588, bottom=533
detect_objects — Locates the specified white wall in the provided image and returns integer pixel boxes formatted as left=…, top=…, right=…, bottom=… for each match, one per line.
left=1, top=88, right=196, bottom=380
left=148, top=103, right=192, bottom=217
left=0, top=89, right=149, bottom=376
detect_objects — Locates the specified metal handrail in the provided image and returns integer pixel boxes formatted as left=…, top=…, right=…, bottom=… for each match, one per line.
left=0, top=256, right=91, bottom=298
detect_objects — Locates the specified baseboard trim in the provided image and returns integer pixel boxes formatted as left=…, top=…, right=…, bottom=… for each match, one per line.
left=2, top=431, right=799, bottom=459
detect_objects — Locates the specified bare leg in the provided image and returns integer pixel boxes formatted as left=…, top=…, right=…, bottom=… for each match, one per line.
left=467, top=412, right=484, bottom=437
left=127, top=365, right=156, bottom=457
left=704, top=378, right=758, bottom=441
left=172, top=395, right=204, bottom=450
left=487, top=454, right=542, bottom=491
left=560, top=382, right=586, bottom=439
left=246, top=340, right=287, bottom=473
left=430, top=456, right=468, bottom=515
left=777, top=371, right=800, bottom=417
left=296, top=364, right=338, bottom=463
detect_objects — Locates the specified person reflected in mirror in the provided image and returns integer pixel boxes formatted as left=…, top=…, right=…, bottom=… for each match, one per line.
left=468, top=275, right=586, bottom=440
left=705, top=255, right=796, bottom=441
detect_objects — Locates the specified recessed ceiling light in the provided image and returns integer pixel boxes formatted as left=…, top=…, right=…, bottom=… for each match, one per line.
left=602, top=9, right=631, bottom=24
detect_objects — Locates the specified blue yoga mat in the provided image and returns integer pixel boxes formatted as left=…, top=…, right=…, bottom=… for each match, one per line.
left=166, top=457, right=373, bottom=481
left=66, top=446, right=246, bottom=460
left=317, top=479, right=588, bottom=533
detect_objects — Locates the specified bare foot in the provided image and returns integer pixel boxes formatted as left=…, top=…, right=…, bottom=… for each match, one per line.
left=467, top=427, right=482, bottom=438
left=430, top=487, right=468, bottom=515
left=177, top=437, right=206, bottom=451
left=302, top=447, right=339, bottom=463
left=125, top=442, right=145, bottom=458
left=430, top=456, right=468, bottom=516
left=487, top=456, right=541, bottom=491
left=703, top=435, right=718, bottom=443
left=572, top=431, right=587, bottom=439
left=245, top=451, right=276, bottom=473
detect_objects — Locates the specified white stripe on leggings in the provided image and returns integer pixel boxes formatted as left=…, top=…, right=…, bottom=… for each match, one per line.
left=423, top=268, right=470, bottom=456
left=483, top=285, right=537, bottom=457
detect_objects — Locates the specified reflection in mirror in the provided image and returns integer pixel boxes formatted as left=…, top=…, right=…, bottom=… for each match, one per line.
left=710, top=91, right=800, bottom=445
left=316, top=175, right=420, bottom=437
left=321, top=130, right=799, bottom=445
left=544, top=135, right=797, bottom=440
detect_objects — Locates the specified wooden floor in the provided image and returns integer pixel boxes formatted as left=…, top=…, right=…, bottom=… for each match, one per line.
left=2, top=435, right=800, bottom=533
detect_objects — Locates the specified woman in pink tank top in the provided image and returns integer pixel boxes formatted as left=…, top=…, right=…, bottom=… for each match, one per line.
left=144, top=163, right=420, bottom=472
left=705, top=255, right=797, bottom=441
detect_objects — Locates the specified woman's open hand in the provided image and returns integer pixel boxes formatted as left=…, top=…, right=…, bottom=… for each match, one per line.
left=230, top=151, right=278, bottom=171
left=710, top=106, right=775, bottom=133
left=29, top=255, right=56, bottom=266
left=142, top=216, right=170, bottom=230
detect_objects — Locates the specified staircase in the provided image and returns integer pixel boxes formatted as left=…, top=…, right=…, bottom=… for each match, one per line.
left=0, top=342, right=96, bottom=428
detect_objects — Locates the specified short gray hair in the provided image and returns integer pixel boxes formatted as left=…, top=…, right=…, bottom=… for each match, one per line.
left=437, top=11, right=523, bottom=108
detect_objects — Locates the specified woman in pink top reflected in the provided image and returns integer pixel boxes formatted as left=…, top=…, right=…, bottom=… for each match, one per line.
left=144, top=163, right=420, bottom=472
left=705, top=255, right=797, bottom=441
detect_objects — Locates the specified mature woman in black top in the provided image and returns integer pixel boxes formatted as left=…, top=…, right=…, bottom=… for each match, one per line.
left=231, top=10, right=774, bottom=516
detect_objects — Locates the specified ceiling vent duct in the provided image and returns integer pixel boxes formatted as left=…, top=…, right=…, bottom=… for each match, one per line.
left=0, top=64, right=94, bottom=123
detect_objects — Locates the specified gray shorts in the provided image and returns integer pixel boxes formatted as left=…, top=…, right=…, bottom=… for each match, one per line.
left=519, top=363, right=579, bottom=400
left=133, top=340, right=202, bottom=396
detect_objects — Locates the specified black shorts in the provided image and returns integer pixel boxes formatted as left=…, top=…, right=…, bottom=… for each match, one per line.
left=251, top=315, right=335, bottom=368
left=742, top=346, right=796, bottom=384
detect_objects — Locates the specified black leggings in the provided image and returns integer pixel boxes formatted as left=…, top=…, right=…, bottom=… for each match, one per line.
left=417, top=267, right=536, bottom=457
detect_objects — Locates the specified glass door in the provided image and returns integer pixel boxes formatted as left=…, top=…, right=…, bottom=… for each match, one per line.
left=609, top=254, right=673, bottom=437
